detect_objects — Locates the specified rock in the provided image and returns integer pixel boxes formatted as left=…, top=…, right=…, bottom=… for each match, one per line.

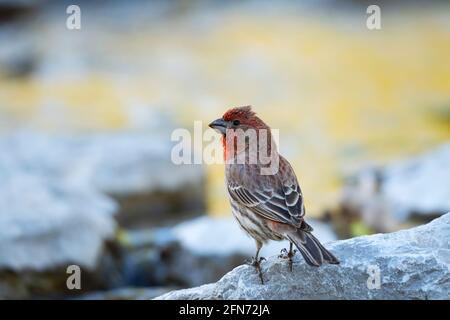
left=114, top=216, right=336, bottom=289
left=116, top=221, right=235, bottom=288
left=156, top=213, right=450, bottom=300
left=0, top=138, right=117, bottom=298
left=0, top=130, right=204, bottom=298
left=338, top=144, right=450, bottom=233
left=0, top=131, right=205, bottom=229
left=0, top=166, right=117, bottom=272
left=172, top=216, right=337, bottom=257
left=77, top=287, right=174, bottom=300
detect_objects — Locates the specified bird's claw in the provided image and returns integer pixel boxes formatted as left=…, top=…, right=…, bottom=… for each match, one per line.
left=279, top=248, right=297, bottom=259
left=279, top=248, right=297, bottom=272
left=278, top=248, right=288, bottom=258
left=246, top=256, right=265, bottom=284
left=246, top=256, right=265, bottom=265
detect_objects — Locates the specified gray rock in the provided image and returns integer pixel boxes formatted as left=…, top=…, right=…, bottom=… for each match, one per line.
left=340, top=144, right=450, bottom=232
left=172, top=216, right=337, bottom=258
left=0, top=130, right=202, bottom=196
left=156, top=213, right=450, bottom=300
left=0, top=130, right=204, bottom=298
left=114, top=215, right=337, bottom=289
left=0, top=165, right=117, bottom=271
left=115, top=222, right=248, bottom=288
left=77, top=287, right=174, bottom=300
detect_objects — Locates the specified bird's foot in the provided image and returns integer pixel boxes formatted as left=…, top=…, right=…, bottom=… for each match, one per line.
left=245, top=256, right=266, bottom=266
left=246, top=256, right=266, bottom=284
left=278, top=248, right=297, bottom=272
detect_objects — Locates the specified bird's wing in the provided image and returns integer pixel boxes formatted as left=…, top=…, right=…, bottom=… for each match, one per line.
left=227, top=172, right=305, bottom=227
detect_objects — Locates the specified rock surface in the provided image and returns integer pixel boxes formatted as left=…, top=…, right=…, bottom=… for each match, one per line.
left=117, top=216, right=337, bottom=289
left=156, top=213, right=450, bottom=300
left=114, top=226, right=235, bottom=288
left=0, top=130, right=203, bottom=196
left=77, top=287, right=173, bottom=300
left=172, top=216, right=337, bottom=257
left=0, top=162, right=117, bottom=272
left=0, top=130, right=203, bottom=269
left=340, top=144, right=450, bottom=233
left=0, top=130, right=204, bottom=298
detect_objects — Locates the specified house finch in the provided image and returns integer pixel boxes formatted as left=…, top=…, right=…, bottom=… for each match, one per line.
left=209, top=106, right=339, bottom=283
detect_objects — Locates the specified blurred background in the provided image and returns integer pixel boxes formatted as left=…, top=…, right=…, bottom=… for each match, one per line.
left=0, top=0, right=449, bottom=299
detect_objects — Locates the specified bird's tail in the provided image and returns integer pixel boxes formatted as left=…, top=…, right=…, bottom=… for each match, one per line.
left=287, top=229, right=339, bottom=267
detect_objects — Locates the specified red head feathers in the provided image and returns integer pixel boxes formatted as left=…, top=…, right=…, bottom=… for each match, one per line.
left=222, top=106, right=268, bottom=129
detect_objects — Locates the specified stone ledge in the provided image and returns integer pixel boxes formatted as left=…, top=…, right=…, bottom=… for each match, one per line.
left=156, top=213, right=450, bottom=300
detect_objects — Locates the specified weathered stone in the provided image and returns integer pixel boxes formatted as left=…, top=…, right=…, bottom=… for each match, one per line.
left=339, top=144, right=450, bottom=233
left=172, top=216, right=336, bottom=257
left=115, top=220, right=248, bottom=289
left=77, top=287, right=174, bottom=300
left=0, top=168, right=117, bottom=272
left=0, top=130, right=204, bottom=298
left=0, top=129, right=204, bottom=237
left=111, top=216, right=335, bottom=289
left=156, top=213, right=450, bottom=300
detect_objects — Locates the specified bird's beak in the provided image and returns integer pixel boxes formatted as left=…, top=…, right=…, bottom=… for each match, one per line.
left=208, top=118, right=227, bottom=134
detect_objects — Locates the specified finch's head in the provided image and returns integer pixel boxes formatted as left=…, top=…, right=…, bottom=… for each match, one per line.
left=208, top=105, right=268, bottom=135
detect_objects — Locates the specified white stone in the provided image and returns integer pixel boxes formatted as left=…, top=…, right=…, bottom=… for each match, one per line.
left=382, top=144, right=450, bottom=218
left=341, top=144, right=450, bottom=231
left=172, top=216, right=337, bottom=257
left=0, top=130, right=202, bottom=271
left=156, top=213, right=450, bottom=300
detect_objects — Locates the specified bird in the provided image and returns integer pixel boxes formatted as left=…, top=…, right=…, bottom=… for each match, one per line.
left=209, top=106, right=339, bottom=284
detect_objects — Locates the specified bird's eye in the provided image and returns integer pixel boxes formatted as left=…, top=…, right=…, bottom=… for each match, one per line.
left=232, top=119, right=240, bottom=126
